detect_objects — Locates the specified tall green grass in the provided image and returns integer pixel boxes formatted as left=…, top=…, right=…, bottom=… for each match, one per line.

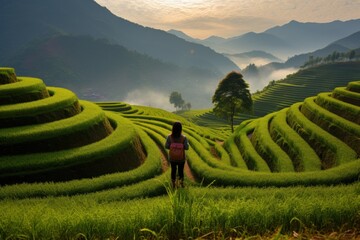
left=0, top=183, right=358, bottom=239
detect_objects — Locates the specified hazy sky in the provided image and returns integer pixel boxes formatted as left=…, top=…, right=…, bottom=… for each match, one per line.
left=95, top=0, right=360, bottom=39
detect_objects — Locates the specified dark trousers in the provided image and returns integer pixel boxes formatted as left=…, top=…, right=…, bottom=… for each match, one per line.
left=170, top=161, right=185, bottom=181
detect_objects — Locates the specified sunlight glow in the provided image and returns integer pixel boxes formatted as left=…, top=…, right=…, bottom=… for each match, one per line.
left=160, top=0, right=205, bottom=5
left=95, top=0, right=360, bottom=39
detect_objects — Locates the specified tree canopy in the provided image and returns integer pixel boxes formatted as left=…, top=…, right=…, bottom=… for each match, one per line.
left=170, top=91, right=192, bottom=111
left=169, top=91, right=184, bottom=110
left=212, top=71, right=253, bottom=132
left=169, top=91, right=191, bottom=110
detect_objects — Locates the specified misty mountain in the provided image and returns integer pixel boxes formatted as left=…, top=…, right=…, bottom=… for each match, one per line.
left=203, top=36, right=227, bottom=45
left=265, top=20, right=360, bottom=55
left=225, top=51, right=281, bottom=69
left=167, top=29, right=228, bottom=47
left=168, top=29, right=292, bottom=59
left=227, top=51, right=281, bottom=61
left=167, top=29, right=201, bottom=43
left=245, top=31, right=360, bottom=92
left=7, top=35, right=219, bottom=108
left=285, top=30, right=360, bottom=67
left=332, top=30, right=360, bottom=49
left=169, top=19, right=360, bottom=60
left=218, top=32, right=294, bottom=58
left=284, top=44, right=350, bottom=68
left=0, top=0, right=238, bottom=75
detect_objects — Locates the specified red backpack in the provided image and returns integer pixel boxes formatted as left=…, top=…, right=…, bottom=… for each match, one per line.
left=169, top=135, right=185, bottom=161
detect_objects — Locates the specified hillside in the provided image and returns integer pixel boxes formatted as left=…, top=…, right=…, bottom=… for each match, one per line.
left=227, top=51, right=281, bottom=61
left=0, top=68, right=150, bottom=183
left=250, top=62, right=360, bottom=116
left=0, top=67, right=359, bottom=238
left=248, top=32, right=360, bottom=89
left=183, top=62, right=360, bottom=126
left=7, top=35, right=217, bottom=108
left=0, top=0, right=238, bottom=90
left=265, top=20, right=360, bottom=55
left=285, top=30, right=360, bottom=67
left=1, top=0, right=243, bottom=109
left=1, top=66, right=359, bottom=186
left=333, top=30, right=360, bottom=49
left=222, top=32, right=294, bottom=57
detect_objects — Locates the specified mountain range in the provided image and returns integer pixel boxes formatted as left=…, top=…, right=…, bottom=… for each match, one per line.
left=224, top=51, right=282, bottom=69
left=169, top=19, right=360, bottom=59
left=8, top=35, right=216, bottom=101
left=170, top=21, right=360, bottom=93
left=0, top=0, right=239, bottom=109
left=243, top=30, right=360, bottom=92
left=0, top=0, right=238, bottom=75
left=284, top=30, right=360, bottom=67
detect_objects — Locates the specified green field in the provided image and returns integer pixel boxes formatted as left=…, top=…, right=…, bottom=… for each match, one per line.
left=0, top=64, right=359, bottom=239
left=181, top=62, right=360, bottom=129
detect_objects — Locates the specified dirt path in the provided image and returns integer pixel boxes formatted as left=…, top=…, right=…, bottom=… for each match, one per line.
left=184, top=161, right=196, bottom=182
left=210, top=146, right=221, bottom=160
left=159, top=149, right=196, bottom=182
left=160, top=150, right=169, bottom=172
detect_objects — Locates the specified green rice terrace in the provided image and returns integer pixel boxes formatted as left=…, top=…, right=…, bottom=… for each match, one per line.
left=182, top=62, right=360, bottom=128
left=0, top=66, right=359, bottom=239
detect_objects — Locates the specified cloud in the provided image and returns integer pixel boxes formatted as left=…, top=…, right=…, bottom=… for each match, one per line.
left=246, top=67, right=298, bottom=93
left=268, top=68, right=298, bottom=82
left=123, top=88, right=174, bottom=111
left=229, top=56, right=281, bottom=70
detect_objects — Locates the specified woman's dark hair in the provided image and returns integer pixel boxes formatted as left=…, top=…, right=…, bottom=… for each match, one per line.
left=171, top=121, right=182, bottom=138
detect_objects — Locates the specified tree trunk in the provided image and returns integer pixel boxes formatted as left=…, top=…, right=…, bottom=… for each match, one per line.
left=231, top=115, right=234, bottom=133
left=231, top=106, right=235, bottom=133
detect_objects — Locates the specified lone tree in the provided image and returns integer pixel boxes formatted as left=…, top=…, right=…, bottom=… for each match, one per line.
left=169, top=91, right=185, bottom=111
left=212, top=71, right=253, bottom=132
left=183, top=102, right=191, bottom=111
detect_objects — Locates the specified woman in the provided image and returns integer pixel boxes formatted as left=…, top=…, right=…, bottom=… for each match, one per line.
left=165, top=121, right=189, bottom=188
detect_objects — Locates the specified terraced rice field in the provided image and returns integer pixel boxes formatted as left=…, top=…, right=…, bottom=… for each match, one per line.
left=0, top=67, right=359, bottom=239
left=184, top=62, right=360, bottom=127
